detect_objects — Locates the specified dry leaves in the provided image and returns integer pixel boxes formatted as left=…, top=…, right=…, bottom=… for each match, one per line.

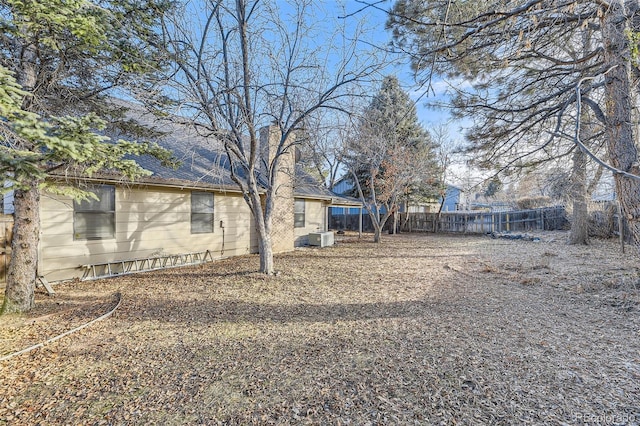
left=1, top=232, right=639, bottom=425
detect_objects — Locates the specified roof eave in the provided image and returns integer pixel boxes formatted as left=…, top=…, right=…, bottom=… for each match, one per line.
left=49, top=173, right=258, bottom=195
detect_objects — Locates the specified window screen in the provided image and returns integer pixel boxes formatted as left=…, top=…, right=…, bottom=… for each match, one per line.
left=73, top=185, right=115, bottom=240
left=294, top=198, right=305, bottom=228
left=191, top=191, right=214, bottom=234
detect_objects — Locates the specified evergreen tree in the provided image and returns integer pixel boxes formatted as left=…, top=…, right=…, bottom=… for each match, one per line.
left=388, top=0, right=640, bottom=250
left=345, top=75, right=438, bottom=242
left=0, top=0, right=174, bottom=314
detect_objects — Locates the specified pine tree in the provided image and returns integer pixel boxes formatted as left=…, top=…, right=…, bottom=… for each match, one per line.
left=388, top=0, right=640, bottom=250
left=345, top=75, right=438, bottom=242
left=0, top=0, right=173, bottom=314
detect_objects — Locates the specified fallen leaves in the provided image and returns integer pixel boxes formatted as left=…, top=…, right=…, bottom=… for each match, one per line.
left=1, top=232, right=640, bottom=424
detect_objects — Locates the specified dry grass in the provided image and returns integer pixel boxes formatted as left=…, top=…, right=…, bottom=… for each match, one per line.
left=1, top=232, right=640, bottom=425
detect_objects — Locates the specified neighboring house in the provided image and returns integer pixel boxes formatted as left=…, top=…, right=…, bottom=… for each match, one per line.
left=332, top=175, right=463, bottom=213
left=2, top=117, right=359, bottom=283
left=331, top=175, right=355, bottom=197
left=331, top=175, right=394, bottom=215
left=440, top=184, right=463, bottom=212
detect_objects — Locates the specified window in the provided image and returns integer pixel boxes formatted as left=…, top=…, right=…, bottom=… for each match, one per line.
left=294, top=198, right=305, bottom=228
left=74, top=185, right=115, bottom=240
left=191, top=191, right=214, bottom=234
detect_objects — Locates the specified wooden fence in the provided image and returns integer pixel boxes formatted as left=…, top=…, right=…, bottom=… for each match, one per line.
left=398, top=206, right=568, bottom=234
left=329, top=206, right=568, bottom=235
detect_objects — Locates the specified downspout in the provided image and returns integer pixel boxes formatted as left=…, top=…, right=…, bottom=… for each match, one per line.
left=324, top=204, right=328, bottom=232
left=220, top=220, right=225, bottom=256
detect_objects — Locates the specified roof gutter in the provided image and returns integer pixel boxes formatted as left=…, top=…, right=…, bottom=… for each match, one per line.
left=48, top=174, right=261, bottom=195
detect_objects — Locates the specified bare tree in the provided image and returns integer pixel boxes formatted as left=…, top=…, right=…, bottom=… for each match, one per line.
left=429, top=123, right=459, bottom=229
left=296, top=109, right=356, bottom=190
left=159, top=0, right=382, bottom=273
left=347, top=131, right=436, bottom=242
left=345, top=75, right=438, bottom=242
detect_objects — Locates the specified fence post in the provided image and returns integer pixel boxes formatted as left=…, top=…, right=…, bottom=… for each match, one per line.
left=617, top=201, right=625, bottom=253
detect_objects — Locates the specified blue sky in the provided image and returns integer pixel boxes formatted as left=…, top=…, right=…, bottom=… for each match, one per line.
left=241, top=0, right=468, bottom=141
left=327, top=0, right=476, bottom=185
left=336, top=0, right=469, bottom=141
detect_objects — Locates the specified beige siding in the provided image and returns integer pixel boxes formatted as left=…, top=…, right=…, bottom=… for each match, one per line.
left=294, top=199, right=327, bottom=246
left=40, top=186, right=258, bottom=282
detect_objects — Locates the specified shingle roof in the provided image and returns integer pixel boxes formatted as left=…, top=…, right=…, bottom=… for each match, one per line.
left=86, top=104, right=361, bottom=206
left=294, top=165, right=361, bottom=206
left=129, top=115, right=243, bottom=190
left=99, top=102, right=230, bottom=185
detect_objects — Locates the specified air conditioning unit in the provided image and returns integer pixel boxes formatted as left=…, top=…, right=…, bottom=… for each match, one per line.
left=308, top=231, right=334, bottom=247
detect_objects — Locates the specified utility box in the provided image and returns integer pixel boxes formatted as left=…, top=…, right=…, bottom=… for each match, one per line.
left=308, top=231, right=334, bottom=247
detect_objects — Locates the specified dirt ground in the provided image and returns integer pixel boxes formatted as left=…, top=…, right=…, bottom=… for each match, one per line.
left=1, top=232, right=639, bottom=425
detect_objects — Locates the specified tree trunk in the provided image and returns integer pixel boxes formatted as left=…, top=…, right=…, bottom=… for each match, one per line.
left=602, top=1, right=640, bottom=249
left=1, top=38, right=40, bottom=314
left=257, top=231, right=274, bottom=275
left=391, top=212, right=398, bottom=234
left=1, top=184, right=40, bottom=314
left=372, top=217, right=382, bottom=243
left=569, top=149, right=589, bottom=245
left=433, top=191, right=445, bottom=233
left=569, top=118, right=590, bottom=245
left=249, top=188, right=275, bottom=275
left=374, top=209, right=396, bottom=243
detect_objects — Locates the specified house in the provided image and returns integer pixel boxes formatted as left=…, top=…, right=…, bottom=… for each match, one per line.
left=331, top=174, right=463, bottom=216
left=292, top=166, right=362, bottom=246
left=1, top=118, right=360, bottom=283
left=440, top=184, right=464, bottom=212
